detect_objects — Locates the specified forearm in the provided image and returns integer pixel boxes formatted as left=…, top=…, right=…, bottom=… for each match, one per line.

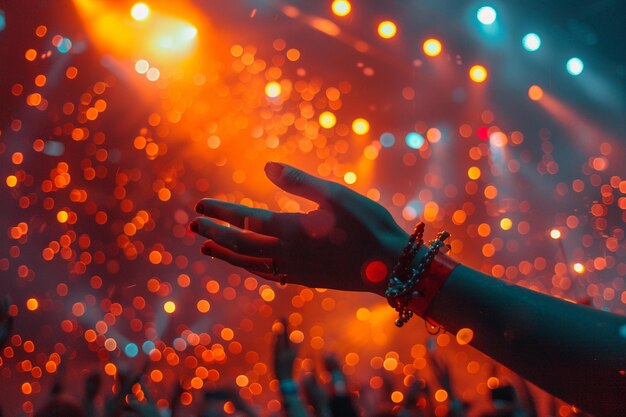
left=424, top=262, right=626, bottom=416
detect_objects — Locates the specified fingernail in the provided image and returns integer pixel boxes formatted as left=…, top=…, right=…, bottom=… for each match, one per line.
left=189, top=220, right=199, bottom=233
left=264, top=161, right=284, bottom=180
left=201, top=245, right=211, bottom=255
left=195, top=202, right=204, bottom=214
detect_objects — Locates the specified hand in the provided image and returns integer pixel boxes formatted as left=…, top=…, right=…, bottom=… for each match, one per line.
left=0, top=296, right=14, bottom=347
left=273, top=319, right=297, bottom=381
left=192, top=162, right=409, bottom=296
left=85, top=371, right=102, bottom=400
left=128, top=400, right=161, bottom=417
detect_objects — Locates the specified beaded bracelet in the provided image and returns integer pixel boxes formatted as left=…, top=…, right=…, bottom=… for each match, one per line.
left=386, top=227, right=453, bottom=327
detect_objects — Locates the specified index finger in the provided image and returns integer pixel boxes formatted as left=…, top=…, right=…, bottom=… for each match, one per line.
left=196, top=199, right=297, bottom=237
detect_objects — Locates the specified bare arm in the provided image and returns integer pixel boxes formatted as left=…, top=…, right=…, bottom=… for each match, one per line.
left=426, top=263, right=625, bottom=416
left=191, top=162, right=626, bottom=417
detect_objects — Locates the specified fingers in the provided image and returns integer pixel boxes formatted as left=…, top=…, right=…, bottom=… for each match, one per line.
left=201, top=240, right=276, bottom=274
left=196, top=199, right=278, bottom=235
left=274, top=318, right=290, bottom=355
left=191, top=217, right=283, bottom=258
left=264, top=162, right=348, bottom=208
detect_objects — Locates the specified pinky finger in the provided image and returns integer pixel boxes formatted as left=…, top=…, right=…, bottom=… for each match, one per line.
left=201, top=241, right=274, bottom=274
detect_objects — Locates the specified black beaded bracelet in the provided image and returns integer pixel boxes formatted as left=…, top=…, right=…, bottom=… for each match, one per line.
left=386, top=227, right=450, bottom=327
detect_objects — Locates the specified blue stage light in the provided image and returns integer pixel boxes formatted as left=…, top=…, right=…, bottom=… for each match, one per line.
left=477, top=6, right=497, bottom=25
left=566, top=57, right=584, bottom=76
left=522, top=33, right=541, bottom=51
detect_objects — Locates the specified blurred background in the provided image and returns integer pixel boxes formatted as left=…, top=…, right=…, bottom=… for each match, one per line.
left=0, top=0, right=624, bottom=416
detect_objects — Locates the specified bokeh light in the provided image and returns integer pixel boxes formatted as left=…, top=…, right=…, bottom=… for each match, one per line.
left=1, top=2, right=624, bottom=414
left=352, top=118, right=370, bottom=135
left=423, top=38, right=442, bottom=57
left=566, top=57, right=584, bottom=76
left=522, top=33, right=541, bottom=51
left=265, top=81, right=282, bottom=98
left=379, top=132, right=395, bottom=148
left=164, top=301, right=176, bottom=313
left=477, top=6, right=497, bottom=25
left=377, top=21, right=397, bottom=39
left=331, top=0, right=351, bottom=17
left=528, top=85, right=543, bottom=101
left=319, top=111, right=337, bottom=128
left=131, top=2, right=151, bottom=21
left=550, top=229, right=561, bottom=239
left=469, top=65, right=488, bottom=83
left=405, top=132, right=425, bottom=149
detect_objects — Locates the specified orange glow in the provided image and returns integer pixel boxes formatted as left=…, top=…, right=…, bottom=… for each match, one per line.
left=456, top=328, right=474, bottom=345
left=319, top=111, right=337, bottom=128
left=26, top=298, right=38, bottom=311
left=435, top=389, right=448, bottom=402
left=104, top=363, right=117, bottom=376
left=469, top=65, right=488, bottom=83
left=573, top=263, right=585, bottom=273
left=377, top=21, right=397, bottom=39
left=528, top=85, right=544, bottom=101
left=331, top=0, right=351, bottom=16
left=550, top=229, right=561, bottom=239
left=164, top=301, right=176, bottom=313
left=423, top=38, right=442, bottom=56
left=352, top=118, right=370, bottom=135
left=265, top=81, right=282, bottom=98
left=131, top=2, right=150, bottom=21
left=73, top=0, right=200, bottom=68
left=391, top=391, right=404, bottom=403
left=344, top=171, right=357, bottom=184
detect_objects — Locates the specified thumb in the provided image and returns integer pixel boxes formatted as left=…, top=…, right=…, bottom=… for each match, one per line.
left=264, top=162, right=344, bottom=207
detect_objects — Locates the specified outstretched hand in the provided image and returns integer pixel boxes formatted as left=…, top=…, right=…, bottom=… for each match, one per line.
left=191, top=162, right=408, bottom=296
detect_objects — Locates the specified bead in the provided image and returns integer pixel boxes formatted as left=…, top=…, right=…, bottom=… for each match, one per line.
left=395, top=319, right=404, bottom=327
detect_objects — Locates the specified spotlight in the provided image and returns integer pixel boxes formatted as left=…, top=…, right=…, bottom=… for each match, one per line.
left=331, top=0, right=351, bottom=17
left=566, top=57, right=584, bottom=76
left=377, top=21, right=397, bottom=39
left=573, top=263, right=585, bottom=273
left=477, top=6, right=497, bottom=25
left=469, top=65, right=488, bottom=83
left=131, top=2, right=151, bottom=21
left=522, top=33, right=541, bottom=51
left=550, top=229, right=561, bottom=239
left=423, top=38, right=442, bottom=57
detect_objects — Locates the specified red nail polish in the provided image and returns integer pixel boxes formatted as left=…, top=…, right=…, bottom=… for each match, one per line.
left=195, top=203, right=204, bottom=214
left=190, top=221, right=199, bottom=233
left=265, top=162, right=284, bottom=179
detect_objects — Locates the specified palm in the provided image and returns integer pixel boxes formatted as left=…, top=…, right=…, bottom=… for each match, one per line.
left=192, top=162, right=408, bottom=295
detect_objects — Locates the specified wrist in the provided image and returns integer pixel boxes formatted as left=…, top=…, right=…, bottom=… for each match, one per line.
left=384, top=224, right=459, bottom=327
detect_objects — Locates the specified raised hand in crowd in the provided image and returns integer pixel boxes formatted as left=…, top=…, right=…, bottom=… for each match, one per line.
left=272, top=319, right=310, bottom=417
left=0, top=295, right=14, bottom=348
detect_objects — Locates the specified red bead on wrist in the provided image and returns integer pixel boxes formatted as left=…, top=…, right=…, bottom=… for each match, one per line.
left=408, top=252, right=459, bottom=322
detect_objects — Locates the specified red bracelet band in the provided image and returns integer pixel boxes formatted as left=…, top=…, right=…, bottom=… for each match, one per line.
left=408, top=252, right=459, bottom=320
